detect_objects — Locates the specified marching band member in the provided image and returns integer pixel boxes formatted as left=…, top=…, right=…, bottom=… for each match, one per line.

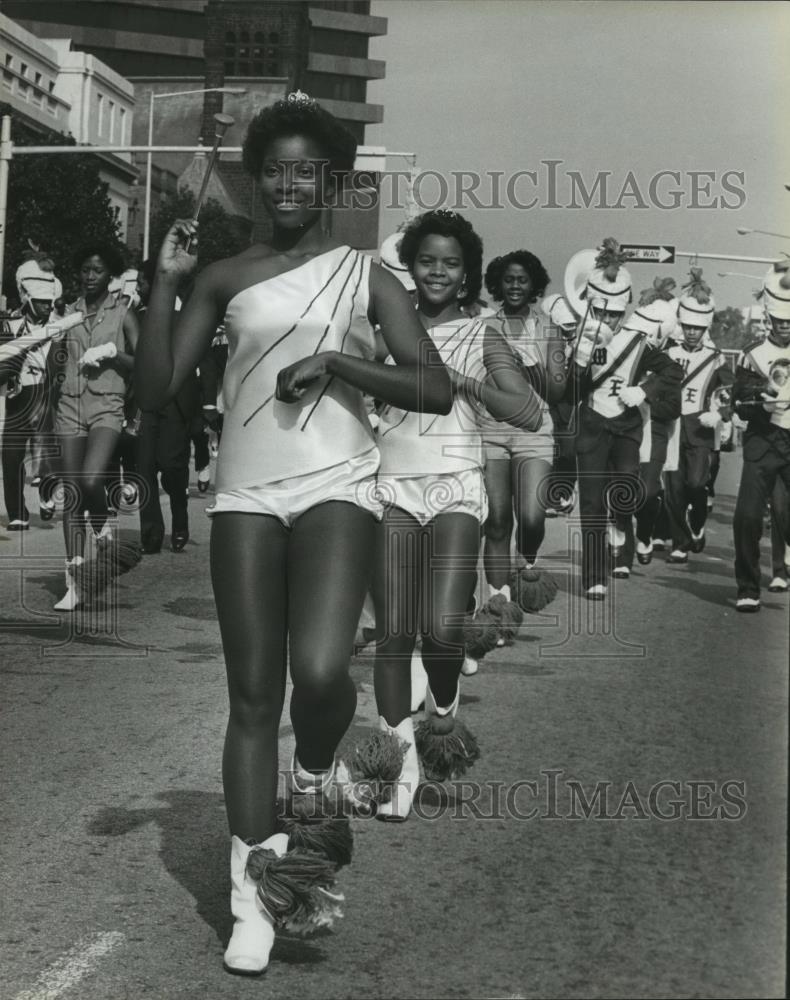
left=731, top=262, right=790, bottom=611
left=136, top=95, right=452, bottom=974
left=372, top=211, right=544, bottom=819
left=663, top=269, right=732, bottom=564
left=1, top=257, right=63, bottom=528
left=478, top=251, right=567, bottom=605
left=621, top=279, right=680, bottom=567
left=569, top=239, right=682, bottom=598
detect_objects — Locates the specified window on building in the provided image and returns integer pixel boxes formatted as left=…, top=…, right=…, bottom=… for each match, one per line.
left=225, top=31, right=235, bottom=42
left=270, top=32, right=280, bottom=43
left=97, top=92, right=104, bottom=136
left=35, top=71, right=42, bottom=86
left=254, top=31, right=265, bottom=43
left=240, top=30, right=250, bottom=42
left=2, top=71, right=13, bottom=91
left=109, top=99, right=116, bottom=141
left=119, top=107, right=127, bottom=145
left=48, top=80, right=55, bottom=93
left=224, top=60, right=235, bottom=75
left=20, top=62, right=28, bottom=77
left=47, top=97, right=58, bottom=116
left=5, top=54, right=13, bottom=68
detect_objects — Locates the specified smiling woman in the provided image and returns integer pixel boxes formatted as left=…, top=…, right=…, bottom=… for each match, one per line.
left=134, top=92, right=451, bottom=978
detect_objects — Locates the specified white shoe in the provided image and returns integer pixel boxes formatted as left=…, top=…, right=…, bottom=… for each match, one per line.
left=668, top=549, right=688, bottom=564
left=487, top=582, right=511, bottom=602
left=410, top=650, right=428, bottom=713
left=612, top=566, right=630, bottom=578
left=736, top=597, right=760, bottom=613
left=461, top=655, right=479, bottom=676
left=425, top=682, right=459, bottom=719
left=120, top=483, right=138, bottom=505
left=223, top=832, right=287, bottom=976
left=94, top=523, right=113, bottom=546
left=768, top=577, right=788, bottom=593
left=54, top=556, right=84, bottom=611
left=608, top=525, right=626, bottom=549
left=375, top=716, right=420, bottom=821
left=7, top=518, right=30, bottom=531
left=290, top=754, right=371, bottom=816
left=584, top=584, right=607, bottom=600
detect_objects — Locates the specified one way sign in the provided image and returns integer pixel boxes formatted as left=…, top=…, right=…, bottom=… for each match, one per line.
left=620, top=244, right=675, bottom=264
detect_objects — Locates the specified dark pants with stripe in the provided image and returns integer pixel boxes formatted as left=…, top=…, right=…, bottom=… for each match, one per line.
left=664, top=420, right=712, bottom=552
left=137, top=405, right=191, bottom=547
left=733, top=427, right=790, bottom=598
left=576, top=419, right=641, bottom=589
left=2, top=384, right=52, bottom=522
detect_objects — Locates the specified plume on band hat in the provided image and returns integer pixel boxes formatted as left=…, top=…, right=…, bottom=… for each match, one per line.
left=594, top=237, right=633, bottom=280
left=681, top=267, right=713, bottom=305
left=639, top=277, right=677, bottom=306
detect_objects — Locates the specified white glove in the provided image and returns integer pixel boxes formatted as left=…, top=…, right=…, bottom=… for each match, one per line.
left=79, top=342, right=118, bottom=369
left=698, top=410, right=721, bottom=429
left=574, top=337, right=593, bottom=367
left=619, top=386, right=646, bottom=408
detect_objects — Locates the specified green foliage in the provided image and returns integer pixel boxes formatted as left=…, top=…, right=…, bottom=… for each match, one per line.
left=148, top=187, right=251, bottom=271
left=3, top=129, right=124, bottom=307
left=709, top=306, right=748, bottom=351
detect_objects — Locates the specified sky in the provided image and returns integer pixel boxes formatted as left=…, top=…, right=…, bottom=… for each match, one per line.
left=366, top=0, right=790, bottom=311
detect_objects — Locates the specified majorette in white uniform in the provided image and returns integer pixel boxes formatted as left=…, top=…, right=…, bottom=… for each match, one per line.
left=732, top=261, right=790, bottom=609
left=376, top=315, right=488, bottom=524
left=211, top=245, right=383, bottom=525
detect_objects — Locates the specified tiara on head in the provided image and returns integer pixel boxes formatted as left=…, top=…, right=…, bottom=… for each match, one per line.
left=286, top=90, right=316, bottom=108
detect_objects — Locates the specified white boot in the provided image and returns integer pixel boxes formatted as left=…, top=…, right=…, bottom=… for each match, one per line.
left=54, top=557, right=83, bottom=611
left=487, top=583, right=511, bottom=644
left=291, top=754, right=371, bottom=816
left=375, top=716, right=420, bottom=822
left=410, top=650, right=429, bottom=713
left=224, top=832, right=288, bottom=976
left=425, top=682, right=460, bottom=719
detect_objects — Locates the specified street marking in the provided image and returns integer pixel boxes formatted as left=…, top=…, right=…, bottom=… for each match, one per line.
left=13, top=932, right=125, bottom=1000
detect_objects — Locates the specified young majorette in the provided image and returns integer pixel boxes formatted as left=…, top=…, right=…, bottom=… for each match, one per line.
left=135, top=94, right=452, bottom=974
left=569, top=239, right=682, bottom=599
left=371, top=210, right=544, bottom=819
left=1, top=256, right=63, bottom=529
left=663, top=269, right=732, bottom=564
left=478, top=251, right=567, bottom=613
left=52, top=242, right=140, bottom=611
left=731, top=262, right=790, bottom=611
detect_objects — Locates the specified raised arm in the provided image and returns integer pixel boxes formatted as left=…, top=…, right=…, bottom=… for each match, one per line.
left=276, top=263, right=452, bottom=414
left=454, top=323, right=543, bottom=431
left=135, top=220, right=224, bottom=410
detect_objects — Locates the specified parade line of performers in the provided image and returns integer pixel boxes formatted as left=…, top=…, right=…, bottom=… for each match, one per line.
left=2, top=93, right=789, bottom=976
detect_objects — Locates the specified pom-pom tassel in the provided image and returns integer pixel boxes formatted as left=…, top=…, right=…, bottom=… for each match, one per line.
left=246, top=847, right=344, bottom=934
left=350, top=730, right=407, bottom=806
left=278, top=797, right=353, bottom=868
left=485, top=593, right=524, bottom=645
left=74, top=539, right=142, bottom=602
left=510, top=564, right=559, bottom=613
left=415, top=714, right=481, bottom=781
left=463, top=608, right=500, bottom=659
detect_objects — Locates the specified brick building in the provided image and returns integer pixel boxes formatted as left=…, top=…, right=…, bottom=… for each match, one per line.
left=6, top=1, right=388, bottom=252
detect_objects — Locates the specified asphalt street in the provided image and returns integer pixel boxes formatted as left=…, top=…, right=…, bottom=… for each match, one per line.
left=0, top=450, right=787, bottom=1000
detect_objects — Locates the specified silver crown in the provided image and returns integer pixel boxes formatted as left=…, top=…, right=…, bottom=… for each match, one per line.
left=286, top=90, right=316, bottom=108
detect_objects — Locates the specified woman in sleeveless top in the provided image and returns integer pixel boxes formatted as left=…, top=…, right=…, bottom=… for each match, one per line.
left=479, top=251, right=567, bottom=606
left=371, top=212, right=545, bottom=820
left=135, top=95, right=451, bottom=975
left=53, top=242, right=139, bottom=611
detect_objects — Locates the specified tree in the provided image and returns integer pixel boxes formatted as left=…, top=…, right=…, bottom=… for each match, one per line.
left=148, top=188, right=251, bottom=272
left=709, top=306, right=748, bottom=351
left=3, top=127, right=124, bottom=308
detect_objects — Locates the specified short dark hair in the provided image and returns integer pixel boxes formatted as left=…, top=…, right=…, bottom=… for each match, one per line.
left=485, top=250, right=550, bottom=304
left=398, top=210, right=483, bottom=308
left=72, top=241, right=126, bottom=277
left=242, top=96, right=357, bottom=183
